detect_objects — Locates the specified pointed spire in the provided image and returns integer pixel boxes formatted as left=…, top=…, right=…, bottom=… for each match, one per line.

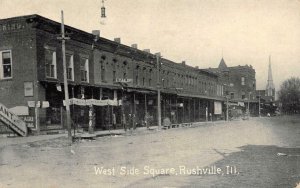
left=218, top=57, right=228, bottom=71
left=268, top=55, right=273, bottom=82
left=266, top=55, right=275, bottom=97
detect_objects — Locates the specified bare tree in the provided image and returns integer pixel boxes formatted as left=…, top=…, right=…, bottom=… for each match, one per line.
left=278, top=77, right=300, bottom=114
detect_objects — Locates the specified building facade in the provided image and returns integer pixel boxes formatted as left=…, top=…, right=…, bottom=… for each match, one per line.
left=206, top=58, right=259, bottom=117
left=0, top=14, right=225, bottom=134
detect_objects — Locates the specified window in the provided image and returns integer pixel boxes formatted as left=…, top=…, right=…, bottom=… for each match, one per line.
left=0, top=50, right=12, bottom=79
left=45, top=49, right=57, bottom=78
left=242, top=93, right=245, bottom=99
left=66, top=54, right=74, bottom=81
left=142, top=77, right=145, bottom=86
left=101, top=61, right=105, bottom=82
left=241, top=77, right=245, bottom=85
left=80, top=57, right=89, bottom=82
left=149, top=78, right=152, bottom=86
left=135, top=75, right=139, bottom=85
left=230, top=92, right=234, bottom=99
left=113, top=71, right=116, bottom=82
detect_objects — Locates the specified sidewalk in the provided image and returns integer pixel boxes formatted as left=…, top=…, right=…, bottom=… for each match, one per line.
left=0, top=120, right=230, bottom=147
left=0, top=133, right=68, bottom=148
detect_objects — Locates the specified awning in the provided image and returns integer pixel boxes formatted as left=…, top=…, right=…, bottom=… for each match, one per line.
left=177, top=93, right=225, bottom=101
left=126, top=88, right=156, bottom=94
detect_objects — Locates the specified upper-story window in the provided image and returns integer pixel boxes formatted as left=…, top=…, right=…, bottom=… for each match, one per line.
left=230, top=92, right=234, bottom=99
left=66, top=54, right=74, bottom=81
left=100, top=61, right=106, bottom=82
left=135, top=75, right=139, bottom=85
left=241, top=92, right=246, bottom=99
left=45, top=49, right=57, bottom=78
left=80, top=57, right=89, bottom=82
left=241, top=77, right=245, bottom=85
left=113, top=70, right=116, bottom=82
left=0, top=50, right=12, bottom=79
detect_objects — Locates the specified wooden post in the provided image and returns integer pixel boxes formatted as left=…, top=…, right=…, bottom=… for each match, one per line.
left=59, top=10, right=72, bottom=141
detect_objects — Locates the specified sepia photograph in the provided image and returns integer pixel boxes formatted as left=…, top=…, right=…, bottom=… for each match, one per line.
left=0, top=0, right=300, bottom=187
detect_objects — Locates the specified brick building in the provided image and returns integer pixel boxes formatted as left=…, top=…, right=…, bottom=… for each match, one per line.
left=0, top=14, right=225, bottom=134
left=206, top=58, right=259, bottom=116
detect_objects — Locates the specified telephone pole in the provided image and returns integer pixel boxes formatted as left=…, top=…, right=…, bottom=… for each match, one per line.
left=156, top=53, right=161, bottom=129
left=58, top=10, right=72, bottom=142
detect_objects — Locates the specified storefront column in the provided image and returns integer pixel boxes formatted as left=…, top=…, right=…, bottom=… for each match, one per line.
left=133, top=92, right=136, bottom=129
left=175, top=97, right=178, bottom=123
left=193, top=98, right=196, bottom=122
left=182, top=98, right=185, bottom=123
left=198, top=99, right=201, bottom=122
left=144, top=93, right=148, bottom=128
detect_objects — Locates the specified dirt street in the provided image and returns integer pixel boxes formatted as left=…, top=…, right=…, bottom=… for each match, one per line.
left=0, top=116, right=300, bottom=188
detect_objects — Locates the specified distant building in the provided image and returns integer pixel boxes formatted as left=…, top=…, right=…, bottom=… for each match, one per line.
left=204, top=58, right=258, bottom=116
left=206, top=58, right=256, bottom=100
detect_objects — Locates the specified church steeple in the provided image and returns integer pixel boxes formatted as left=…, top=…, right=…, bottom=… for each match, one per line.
left=218, top=58, right=228, bottom=71
left=266, top=55, right=275, bottom=98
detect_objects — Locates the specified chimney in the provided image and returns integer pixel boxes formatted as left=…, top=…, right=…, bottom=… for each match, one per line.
left=114, top=38, right=121, bottom=43
left=92, top=30, right=100, bottom=37
left=182, top=61, right=186, bottom=65
left=131, top=44, right=138, bottom=49
left=143, top=49, right=150, bottom=53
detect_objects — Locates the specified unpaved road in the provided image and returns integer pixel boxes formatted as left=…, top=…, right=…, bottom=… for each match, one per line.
left=0, top=116, right=300, bottom=188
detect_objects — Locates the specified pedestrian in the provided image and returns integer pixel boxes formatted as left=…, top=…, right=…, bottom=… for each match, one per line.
left=122, top=113, right=127, bottom=131
left=112, top=113, right=116, bottom=129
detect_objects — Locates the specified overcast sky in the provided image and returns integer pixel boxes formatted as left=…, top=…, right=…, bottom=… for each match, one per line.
left=1, top=0, right=300, bottom=90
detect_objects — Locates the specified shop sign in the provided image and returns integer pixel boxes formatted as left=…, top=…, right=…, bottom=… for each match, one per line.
left=214, top=101, right=222, bottom=115
left=64, top=98, right=119, bottom=106
left=0, top=102, right=27, bottom=136
left=19, top=116, right=36, bottom=129
left=115, top=78, right=133, bottom=83
left=24, top=82, right=34, bottom=97
left=27, top=101, right=40, bottom=107
left=0, top=22, right=25, bottom=32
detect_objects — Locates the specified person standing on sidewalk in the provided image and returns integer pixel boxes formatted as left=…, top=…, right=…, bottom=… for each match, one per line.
left=122, top=113, right=127, bottom=131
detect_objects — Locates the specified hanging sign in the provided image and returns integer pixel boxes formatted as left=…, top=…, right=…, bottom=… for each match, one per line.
left=115, top=78, right=133, bottom=83
left=64, top=98, right=120, bottom=106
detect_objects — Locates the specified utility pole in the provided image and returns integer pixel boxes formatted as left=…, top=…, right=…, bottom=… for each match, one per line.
left=58, top=10, right=72, bottom=142
left=226, top=96, right=229, bottom=121
left=258, top=91, right=261, bottom=117
left=248, top=92, right=251, bottom=117
left=156, top=53, right=161, bottom=129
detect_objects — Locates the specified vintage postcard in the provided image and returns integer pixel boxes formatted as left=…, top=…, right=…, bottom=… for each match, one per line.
left=0, top=0, right=299, bottom=187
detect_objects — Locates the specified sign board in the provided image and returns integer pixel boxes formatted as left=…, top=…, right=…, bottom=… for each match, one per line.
left=27, top=101, right=40, bottom=107
left=0, top=102, right=27, bottom=136
left=42, top=101, right=50, bottom=108
left=64, top=98, right=119, bottom=106
left=115, top=78, right=133, bottom=83
left=0, top=22, right=25, bottom=32
left=214, top=101, right=222, bottom=115
left=24, top=82, right=34, bottom=97
left=19, top=116, right=35, bottom=129
left=9, top=106, right=29, bottom=116
left=28, top=101, right=35, bottom=108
